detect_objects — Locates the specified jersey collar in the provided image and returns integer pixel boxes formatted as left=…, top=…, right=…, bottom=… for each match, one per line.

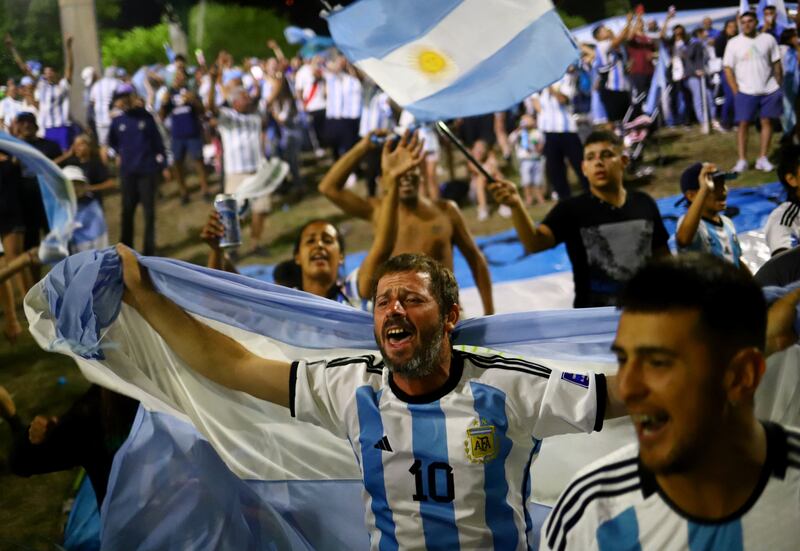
left=388, top=349, right=465, bottom=404
left=638, top=421, right=787, bottom=524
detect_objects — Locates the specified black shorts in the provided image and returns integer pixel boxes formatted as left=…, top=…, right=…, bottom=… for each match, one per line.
left=599, top=89, right=631, bottom=123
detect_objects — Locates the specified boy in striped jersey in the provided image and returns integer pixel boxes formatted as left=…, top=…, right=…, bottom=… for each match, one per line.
left=4, top=33, right=74, bottom=151
left=543, top=254, right=800, bottom=551
left=765, top=144, right=800, bottom=256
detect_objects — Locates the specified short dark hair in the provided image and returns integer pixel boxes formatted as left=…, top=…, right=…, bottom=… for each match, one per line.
left=740, top=10, right=757, bottom=20
left=777, top=144, right=800, bottom=199
left=592, top=25, right=605, bottom=39
left=618, top=253, right=767, bottom=359
left=584, top=130, right=623, bottom=150
left=174, top=53, right=187, bottom=63
left=371, top=254, right=459, bottom=317
left=293, top=219, right=345, bottom=257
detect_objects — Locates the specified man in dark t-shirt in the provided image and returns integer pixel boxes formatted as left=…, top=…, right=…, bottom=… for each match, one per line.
left=490, top=130, right=670, bottom=307
left=159, top=69, right=209, bottom=202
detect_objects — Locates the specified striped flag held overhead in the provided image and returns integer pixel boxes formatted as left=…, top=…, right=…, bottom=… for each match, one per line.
left=327, top=0, right=579, bottom=121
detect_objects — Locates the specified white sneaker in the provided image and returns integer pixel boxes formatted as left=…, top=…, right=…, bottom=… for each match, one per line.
left=498, top=205, right=512, bottom=219
left=755, top=156, right=774, bottom=172
left=477, top=207, right=489, bottom=222
left=732, top=159, right=748, bottom=173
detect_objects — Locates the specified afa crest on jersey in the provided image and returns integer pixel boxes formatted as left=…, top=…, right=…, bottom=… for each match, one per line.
left=465, top=418, right=498, bottom=464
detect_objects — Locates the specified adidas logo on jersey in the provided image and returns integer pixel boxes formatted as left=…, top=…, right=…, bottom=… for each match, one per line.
left=374, top=435, right=393, bottom=452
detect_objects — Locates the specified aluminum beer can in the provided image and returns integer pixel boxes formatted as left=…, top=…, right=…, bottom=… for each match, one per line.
left=214, top=193, right=242, bottom=248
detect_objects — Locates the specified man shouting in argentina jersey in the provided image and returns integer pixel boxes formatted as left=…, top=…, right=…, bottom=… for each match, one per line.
left=117, top=246, right=800, bottom=550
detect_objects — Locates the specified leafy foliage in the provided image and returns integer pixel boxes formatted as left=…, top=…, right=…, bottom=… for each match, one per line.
left=101, top=23, right=170, bottom=71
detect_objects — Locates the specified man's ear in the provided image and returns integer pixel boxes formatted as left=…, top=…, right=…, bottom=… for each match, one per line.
left=444, top=303, right=460, bottom=333
left=620, top=152, right=630, bottom=168
left=724, top=347, right=765, bottom=405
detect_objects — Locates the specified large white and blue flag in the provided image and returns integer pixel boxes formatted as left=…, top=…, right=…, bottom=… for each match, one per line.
left=326, top=0, right=579, bottom=121
left=25, top=244, right=800, bottom=549
left=0, top=132, right=76, bottom=262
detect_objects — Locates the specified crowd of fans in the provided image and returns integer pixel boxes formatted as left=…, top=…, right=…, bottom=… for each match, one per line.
left=5, top=4, right=800, bottom=548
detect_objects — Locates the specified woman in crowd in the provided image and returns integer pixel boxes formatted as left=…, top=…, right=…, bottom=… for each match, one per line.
left=201, top=214, right=365, bottom=308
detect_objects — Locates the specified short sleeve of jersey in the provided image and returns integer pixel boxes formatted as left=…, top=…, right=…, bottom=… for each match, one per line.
left=217, top=107, right=236, bottom=128
left=765, top=203, right=800, bottom=254
left=769, top=35, right=781, bottom=63
left=541, top=200, right=573, bottom=244
left=291, top=355, right=380, bottom=438
left=722, top=38, right=735, bottom=68
left=484, top=355, right=605, bottom=438
left=529, top=369, right=605, bottom=438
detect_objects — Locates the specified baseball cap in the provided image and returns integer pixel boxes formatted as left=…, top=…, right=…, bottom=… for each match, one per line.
left=675, top=162, right=703, bottom=206
left=62, top=165, right=88, bottom=184
left=111, top=83, right=135, bottom=104
left=20, top=76, right=34, bottom=87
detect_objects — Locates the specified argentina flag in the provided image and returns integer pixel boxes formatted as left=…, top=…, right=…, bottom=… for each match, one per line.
left=327, top=0, right=579, bottom=121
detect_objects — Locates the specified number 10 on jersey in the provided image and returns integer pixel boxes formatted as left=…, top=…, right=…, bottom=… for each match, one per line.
left=409, top=459, right=455, bottom=503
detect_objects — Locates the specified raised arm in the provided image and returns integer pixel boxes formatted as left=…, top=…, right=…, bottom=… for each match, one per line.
left=205, top=64, right=220, bottom=115
left=450, top=203, right=494, bottom=315
left=63, top=35, right=74, bottom=84
left=117, top=245, right=290, bottom=407
left=675, top=163, right=715, bottom=248
left=318, top=134, right=380, bottom=221
left=356, top=132, right=425, bottom=298
left=4, top=34, right=32, bottom=76
left=488, top=180, right=557, bottom=253
left=610, top=12, right=634, bottom=50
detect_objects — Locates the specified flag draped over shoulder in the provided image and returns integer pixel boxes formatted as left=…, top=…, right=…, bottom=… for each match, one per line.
left=25, top=249, right=800, bottom=548
left=326, top=0, right=579, bottom=121
left=0, top=132, right=75, bottom=262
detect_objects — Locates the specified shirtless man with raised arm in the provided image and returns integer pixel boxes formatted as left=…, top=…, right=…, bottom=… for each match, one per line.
left=319, top=133, right=495, bottom=315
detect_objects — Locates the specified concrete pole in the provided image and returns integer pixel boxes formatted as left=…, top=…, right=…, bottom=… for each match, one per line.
left=58, top=0, right=101, bottom=127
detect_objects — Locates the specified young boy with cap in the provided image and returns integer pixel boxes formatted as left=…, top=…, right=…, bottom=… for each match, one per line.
left=675, top=162, right=745, bottom=269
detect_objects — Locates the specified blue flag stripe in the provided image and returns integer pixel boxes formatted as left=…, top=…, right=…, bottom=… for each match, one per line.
left=408, top=401, right=460, bottom=550
left=597, top=507, right=642, bottom=551
left=470, top=381, right=518, bottom=550
left=405, top=9, right=577, bottom=121
left=356, top=387, right=399, bottom=551
left=327, top=0, right=462, bottom=62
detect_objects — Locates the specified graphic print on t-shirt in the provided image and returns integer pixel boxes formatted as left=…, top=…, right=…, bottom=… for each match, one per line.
left=580, top=219, right=653, bottom=298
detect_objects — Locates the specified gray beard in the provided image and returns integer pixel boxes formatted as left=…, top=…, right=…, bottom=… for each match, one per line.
left=380, top=327, right=444, bottom=380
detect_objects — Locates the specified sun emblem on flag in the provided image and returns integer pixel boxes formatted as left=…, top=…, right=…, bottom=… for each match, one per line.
left=411, top=46, right=456, bottom=80
left=464, top=418, right=498, bottom=464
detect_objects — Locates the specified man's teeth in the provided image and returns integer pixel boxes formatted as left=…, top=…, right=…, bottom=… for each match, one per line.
left=632, top=413, right=666, bottom=430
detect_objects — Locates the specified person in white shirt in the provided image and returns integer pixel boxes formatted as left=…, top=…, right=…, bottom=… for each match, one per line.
left=324, top=55, right=362, bottom=160
left=723, top=11, right=784, bottom=173
left=530, top=70, right=588, bottom=200
left=294, top=56, right=327, bottom=156
left=593, top=14, right=634, bottom=125
left=4, top=33, right=74, bottom=151
left=89, top=67, right=122, bottom=153
left=206, top=64, right=268, bottom=250
left=543, top=254, right=800, bottom=551
left=764, top=144, right=800, bottom=256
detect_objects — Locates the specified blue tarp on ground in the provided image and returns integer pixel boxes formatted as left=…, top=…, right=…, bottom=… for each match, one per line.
left=240, top=182, right=787, bottom=289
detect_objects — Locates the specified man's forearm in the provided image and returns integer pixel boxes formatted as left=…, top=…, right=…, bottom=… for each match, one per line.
left=511, top=204, right=551, bottom=254
left=357, top=181, right=399, bottom=298
left=129, top=288, right=291, bottom=407
left=319, top=140, right=369, bottom=195
left=469, top=254, right=494, bottom=316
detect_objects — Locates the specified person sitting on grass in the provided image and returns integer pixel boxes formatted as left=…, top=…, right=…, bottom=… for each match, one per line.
left=674, top=162, right=746, bottom=270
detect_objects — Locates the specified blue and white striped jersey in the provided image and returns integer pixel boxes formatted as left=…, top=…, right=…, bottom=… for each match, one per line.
left=676, top=214, right=742, bottom=267
left=542, top=422, right=800, bottom=551
left=534, top=75, right=578, bottom=134
left=35, top=78, right=71, bottom=128
left=325, top=72, right=362, bottom=120
left=359, top=91, right=394, bottom=136
left=217, top=106, right=263, bottom=175
left=595, top=40, right=631, bottom=92
left=765, top=201, right=800, bottom=255
left=90, top=77, right=121, bottom=127
left=292, top=348, right=605, bottom=550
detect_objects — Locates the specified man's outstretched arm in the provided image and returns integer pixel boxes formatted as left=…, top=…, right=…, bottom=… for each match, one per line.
left=117, top=245, right=291, bottom=407
left=318, top=133, right=381, bottom=221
